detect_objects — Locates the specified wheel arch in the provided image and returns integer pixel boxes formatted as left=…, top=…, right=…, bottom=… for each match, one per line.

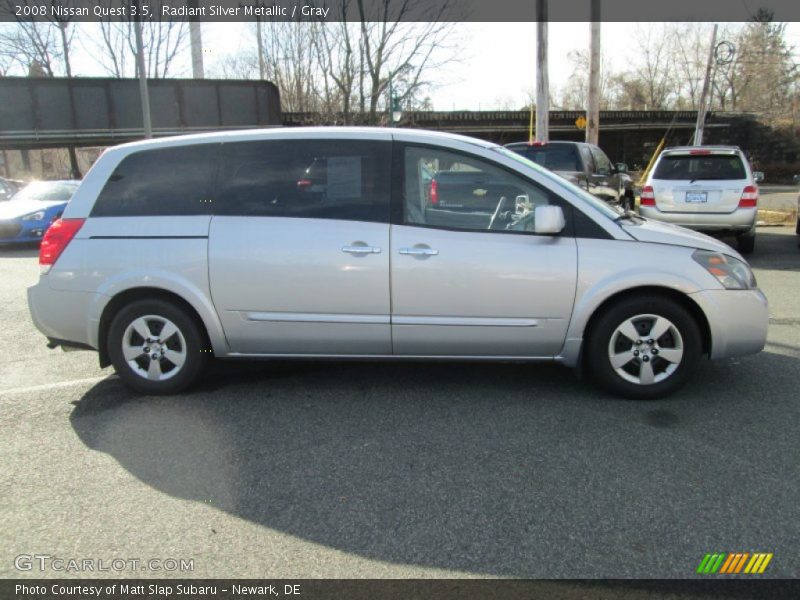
left=581, top=286, right=712, bottom=366
left=97, top=287, right=215, bottom=368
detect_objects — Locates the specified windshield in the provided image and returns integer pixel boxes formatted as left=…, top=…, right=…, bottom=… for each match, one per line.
left=12, top=181, right=79, bottom=202
left=653, top=154, right=746, bottom=181
left=496, top=147, right=621, bottom=221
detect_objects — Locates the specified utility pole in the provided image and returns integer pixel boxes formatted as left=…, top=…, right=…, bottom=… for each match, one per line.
left=694, top=24, right=718, bottom=146
left=256, top=18, right=266, bottom=79
left=189, top=16, right=204, bottom=78
left=57, top=21, right=82, bottom=179
left=134, top=3, right=152, bottom=139
left=535, top=0, right=549, bottom=142
left=586, top=0, right=601, bottom=146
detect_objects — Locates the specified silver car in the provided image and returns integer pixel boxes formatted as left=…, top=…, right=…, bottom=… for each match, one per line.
left=27, top=128, right=768, bottom=399
left=640, top=146, right=761, bottom=254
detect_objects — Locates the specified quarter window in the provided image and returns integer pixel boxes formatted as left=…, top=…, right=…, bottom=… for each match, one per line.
left=215, top=140, right=391, bottom=222
left=92, top=144, right=217, bottom=217
left=403, top=146, right=568, bottom=234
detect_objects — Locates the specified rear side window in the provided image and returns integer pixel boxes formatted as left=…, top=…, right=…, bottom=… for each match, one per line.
left=92, top=144, right=217, bottom=217
left=215, top=139, right=391, bottom=222
left=653, top=154, right=746, bottom=181
left=516, top=144, right=580, bottom=172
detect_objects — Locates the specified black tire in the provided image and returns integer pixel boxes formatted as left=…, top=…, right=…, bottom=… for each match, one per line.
left=108, top=298, right=209, bottom=394
left=737, top=231, right=756, bottom=255
left=586, top=295, right=702, bottom=400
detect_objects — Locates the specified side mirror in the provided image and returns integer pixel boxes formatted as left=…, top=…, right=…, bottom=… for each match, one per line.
left=616, top=162, right=629, bottom=173
left=792, top=174, right=800, bottom=185
left=753, top=171, right=765, bottom=184
left=534, top=205, right=566, bottom=235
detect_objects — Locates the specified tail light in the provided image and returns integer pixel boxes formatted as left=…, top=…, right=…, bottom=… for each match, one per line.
left=429, top=179, right=439, bottom=205
left=297, top=178, right=312, bottom=189
left=738, top=185, right=758, bottom=208
left=640, top=185, right=656, bottom=206
left=39, top=218, right=84, bottom=274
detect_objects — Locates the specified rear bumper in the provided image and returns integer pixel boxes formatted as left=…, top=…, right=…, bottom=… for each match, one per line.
left=689, top=288, right=769, bottom=359
left=639, top=206, right=757, bottom=232
left=27, top=279, right=97, bottom=349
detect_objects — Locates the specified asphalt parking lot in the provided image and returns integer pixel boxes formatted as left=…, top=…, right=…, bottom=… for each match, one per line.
left=1, top=226, right=799, bottom=580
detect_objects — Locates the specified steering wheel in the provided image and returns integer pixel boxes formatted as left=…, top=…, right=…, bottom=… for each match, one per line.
left=488, top=196, right=509, bottom=230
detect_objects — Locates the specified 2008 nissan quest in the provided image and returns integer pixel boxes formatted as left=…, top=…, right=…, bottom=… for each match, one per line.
left=27, top=128, right=769, bottom=399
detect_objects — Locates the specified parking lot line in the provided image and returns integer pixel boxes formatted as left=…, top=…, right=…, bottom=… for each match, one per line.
left=0, top=375, right=108, bottom=397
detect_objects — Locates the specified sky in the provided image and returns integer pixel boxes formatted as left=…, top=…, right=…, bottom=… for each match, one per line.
left=175, top=20, right=800, bottom=111
left=62, top=21, right=800, bottom=112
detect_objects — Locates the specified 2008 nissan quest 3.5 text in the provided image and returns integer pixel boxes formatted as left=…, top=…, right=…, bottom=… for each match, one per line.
left=27, top=128, right=768, bottom=399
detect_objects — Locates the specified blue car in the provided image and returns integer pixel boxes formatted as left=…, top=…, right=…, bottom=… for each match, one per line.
left=0, top=180, right=80, bottom=245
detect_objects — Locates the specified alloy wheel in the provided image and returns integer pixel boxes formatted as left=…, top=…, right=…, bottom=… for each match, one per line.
left=607, top=313, right=684, bottom=386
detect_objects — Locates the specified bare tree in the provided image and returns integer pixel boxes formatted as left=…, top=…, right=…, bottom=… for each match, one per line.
left=629, top=24, right=676, bottom=109
left=0, top=0, right=72, bottom=77
left=313, top=18, right=361, bottom=121
left=727, top=16, right=797, bottom=121
left=89, top=5, right=188, bottom=78
left=668, top=23, right=714, bottom=110
left=210, top=0, right=458, bottom=124
left=212, top=50, right=259, bottom=81
left=355, top=0, right=457, bottom=123
left=555, top=49, right=614, bottom=110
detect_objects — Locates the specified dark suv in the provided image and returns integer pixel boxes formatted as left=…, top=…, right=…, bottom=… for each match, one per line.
left=506, top=141, right=635, bottom=211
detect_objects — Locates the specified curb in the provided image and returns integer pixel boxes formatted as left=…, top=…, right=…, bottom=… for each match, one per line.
left=758, top=209, right=796, bottom=225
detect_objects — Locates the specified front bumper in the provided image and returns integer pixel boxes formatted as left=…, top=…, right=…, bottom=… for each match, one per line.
left=689, top=288, right=769, bottom=359
left=0, top=219, right=48, bottom=244
left=638, top=207, right=757, bottom=233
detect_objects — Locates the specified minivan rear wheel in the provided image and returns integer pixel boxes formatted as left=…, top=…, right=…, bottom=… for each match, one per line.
left=108, top=299, right=209, bottom=394
left=587, top=295, right=701, bottom=399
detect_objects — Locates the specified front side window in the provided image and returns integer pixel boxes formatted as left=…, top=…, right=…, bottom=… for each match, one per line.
left=403, top=146, right=567, bottom=234
left=92, top=144, right=217, bottom=217
left=215, top=139, right=391, bottom=222
left=579, top=145, right=594, bottom=172
left=590, top=146, right=613, bottom=175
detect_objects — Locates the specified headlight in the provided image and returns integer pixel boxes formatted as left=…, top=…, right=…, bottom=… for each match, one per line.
left=22, top=210, right=46, bottom=221
left=693, top=250, right=757, bottom=290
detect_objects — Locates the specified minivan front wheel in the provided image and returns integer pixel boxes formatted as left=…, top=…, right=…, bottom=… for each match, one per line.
left=587, top=296, right=701, bottom=399
left=108, top=299, right=208, bottom=394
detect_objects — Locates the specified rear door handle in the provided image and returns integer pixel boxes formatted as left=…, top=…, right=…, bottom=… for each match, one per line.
left=341, top=245, right=381, bottom=254
left=399, top=247, right=439, bottom=256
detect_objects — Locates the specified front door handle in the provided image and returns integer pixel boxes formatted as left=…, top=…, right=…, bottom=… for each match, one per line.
left=342, top=245, right=381, bottom=254
left=399, top=247, right=439, bottom=256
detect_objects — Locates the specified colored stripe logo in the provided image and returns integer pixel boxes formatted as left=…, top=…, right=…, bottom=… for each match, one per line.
left=697, top=552, right=773, bottom=574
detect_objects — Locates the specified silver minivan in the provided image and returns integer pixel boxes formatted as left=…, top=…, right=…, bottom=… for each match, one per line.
left=27, top=128, right=768, bottom=399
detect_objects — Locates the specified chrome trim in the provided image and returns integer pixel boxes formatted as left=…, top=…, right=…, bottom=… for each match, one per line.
left=341, top=245, right=381, bottom=254
left=224, top=353, right=555, bottom=361
left=393, top=316, right=539, bottom=327
left=399, top=247, right=439, bottom=256
left=244, top=311, right=390, bottom=325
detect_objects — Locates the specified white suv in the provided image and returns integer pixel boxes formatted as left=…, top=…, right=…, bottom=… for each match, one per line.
left=640, top=146, right=760, bottom=254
